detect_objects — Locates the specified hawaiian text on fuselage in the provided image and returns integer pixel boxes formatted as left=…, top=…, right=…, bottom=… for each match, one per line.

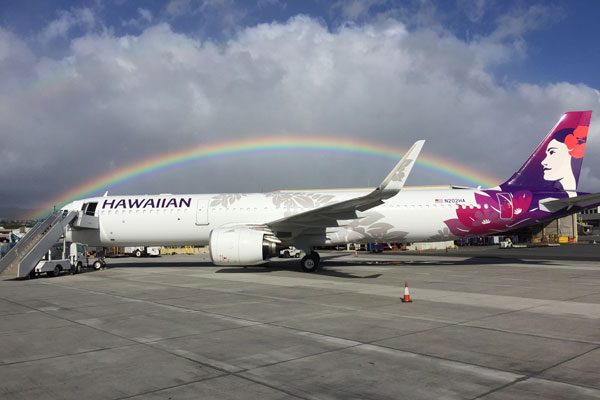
left=102, top=197, right=192, bottom=209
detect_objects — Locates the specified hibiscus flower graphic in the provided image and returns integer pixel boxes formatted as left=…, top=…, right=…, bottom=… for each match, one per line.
left=564, top=125, right=588, bottom=159
left=444, top=191, right=532, bottom=236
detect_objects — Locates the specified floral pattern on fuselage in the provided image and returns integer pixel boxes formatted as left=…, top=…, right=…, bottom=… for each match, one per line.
left=209, top=193, right=248, bottom=207
left=444, top=190, right=533, bottom=236
left=427, top=227, right=453, bottom=241
left=328, top=211, right=408, bottom=243
left=266, top=192, right=336, bottom=209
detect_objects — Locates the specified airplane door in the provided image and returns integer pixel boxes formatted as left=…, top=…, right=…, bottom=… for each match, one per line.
left=195, top=198, right=210, bottom=225
left=496, top=193, right=513, bottom=219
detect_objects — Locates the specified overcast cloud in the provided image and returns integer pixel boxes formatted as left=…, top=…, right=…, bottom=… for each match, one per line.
left=0, top=2, right=599, bottom=217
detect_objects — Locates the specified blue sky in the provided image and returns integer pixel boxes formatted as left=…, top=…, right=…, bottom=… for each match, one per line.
left=0, top=0, right=599, bottom=215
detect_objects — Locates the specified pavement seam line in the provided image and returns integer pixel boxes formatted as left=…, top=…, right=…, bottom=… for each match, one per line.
left=0, top=342, right=140, bottom=367
left=469, top=344, right=600, bottom=399
left=7, top=259, right=600, bottom=399
left=42, top=278, right=600, bottom=396
left=112, top=373, right=230, bottom=400
left=15, top=277, right=525, bottom=396
left=21, top=279, right=355, bottom=400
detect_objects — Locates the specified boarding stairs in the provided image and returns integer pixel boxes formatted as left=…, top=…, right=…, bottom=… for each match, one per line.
left=0, top=210, right=78, bottom=280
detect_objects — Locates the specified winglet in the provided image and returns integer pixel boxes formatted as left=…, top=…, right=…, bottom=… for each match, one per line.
left=265, top=140, right=425, bottom=231
left=377, top=140, right=425, bottom=194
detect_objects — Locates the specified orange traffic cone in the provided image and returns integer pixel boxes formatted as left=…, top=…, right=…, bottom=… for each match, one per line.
left=402, top=281, right=412, bottom=303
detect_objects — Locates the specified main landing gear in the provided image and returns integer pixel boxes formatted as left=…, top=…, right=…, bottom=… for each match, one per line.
left=300, top=252, right=320, bottom=273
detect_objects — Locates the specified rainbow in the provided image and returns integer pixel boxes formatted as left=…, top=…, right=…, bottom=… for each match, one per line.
left=27, top=136, right=501, bottom=219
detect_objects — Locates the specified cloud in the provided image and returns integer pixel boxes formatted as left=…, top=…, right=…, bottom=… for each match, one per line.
left=122, top=8, right=153, bottom=29
left=331, top=0, right=387, bottom=21
left=1, top=14, right=599, bottom=214
left=138, top=8, right=153, bottom=23
left=164, top=0, right=246, bottom=35
left=458, top=0, right=490, bottom=23
left=38, top=7, right=96, bottom=43
left=165, top=0, right=192, bottom=17
left=0, top=28, right=34, bottom=66
left=580, top=167, right=600, bottom=189
left=490, top=4, right=562, bottom=41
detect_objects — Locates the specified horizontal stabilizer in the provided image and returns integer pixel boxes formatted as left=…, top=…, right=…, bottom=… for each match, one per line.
left=540, top=193, right=600, bottom=213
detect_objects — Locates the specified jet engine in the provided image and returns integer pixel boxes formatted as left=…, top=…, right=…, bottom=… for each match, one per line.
left=209, top=227, right=279, bottom=266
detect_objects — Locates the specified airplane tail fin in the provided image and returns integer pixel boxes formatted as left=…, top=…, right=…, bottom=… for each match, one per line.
left=500, top=110, right=592, bottom=195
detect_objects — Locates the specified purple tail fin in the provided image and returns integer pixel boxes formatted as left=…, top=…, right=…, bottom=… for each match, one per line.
left=501, top=111, right=592, bottom=194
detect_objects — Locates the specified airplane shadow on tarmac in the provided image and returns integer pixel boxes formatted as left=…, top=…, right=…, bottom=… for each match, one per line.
left=199, top=255, right=552, bottom=279
left=216, top=266, right=382, bottom=279
left=214, top=255, right=384, bottom=279
left=324, top=256, right=556, bottom=267
left=105, top=255, right=382, bottom=279
left=103, top=255, right=552, bottom=280
left=105, top=260, right=215, bottom=269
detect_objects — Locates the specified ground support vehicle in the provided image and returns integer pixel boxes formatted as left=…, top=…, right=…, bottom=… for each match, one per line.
left=33, top=240, right=104, bottom=278
left=280, top=246, right=302, bottom=258
left=124, top=246, right=161, bottom=257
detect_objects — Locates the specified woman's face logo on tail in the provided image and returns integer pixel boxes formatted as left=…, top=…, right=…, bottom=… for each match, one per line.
left=540, top=125, right=588, bottom=194
left=541, top=139, right=572, bottom=181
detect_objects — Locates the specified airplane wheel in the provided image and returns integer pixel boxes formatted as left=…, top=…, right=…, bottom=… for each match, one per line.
left=300, top=254, right=319, bottom=273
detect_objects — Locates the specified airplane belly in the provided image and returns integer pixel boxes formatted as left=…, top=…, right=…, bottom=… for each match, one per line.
left=400, top=208, right=458, bottom=242
left=327, top=206, right=458, bottom=244
left=98, top=210, right=211, bottom=246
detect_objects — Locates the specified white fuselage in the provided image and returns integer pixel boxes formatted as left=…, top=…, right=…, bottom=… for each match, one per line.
left=65, top=188, right=483, bottom=247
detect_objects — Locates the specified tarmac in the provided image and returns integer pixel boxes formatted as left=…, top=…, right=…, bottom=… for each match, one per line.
left=1, top=246, right=599, bottom=399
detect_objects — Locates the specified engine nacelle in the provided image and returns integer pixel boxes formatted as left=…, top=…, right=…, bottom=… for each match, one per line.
left=209, top=227, right=278, bottom=266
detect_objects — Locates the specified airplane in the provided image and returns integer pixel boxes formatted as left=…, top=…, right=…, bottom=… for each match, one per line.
left=62, top=110, right=599, bottom=272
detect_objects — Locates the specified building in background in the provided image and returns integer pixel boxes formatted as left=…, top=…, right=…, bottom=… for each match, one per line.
left=579, top=206, right=600, bottom=235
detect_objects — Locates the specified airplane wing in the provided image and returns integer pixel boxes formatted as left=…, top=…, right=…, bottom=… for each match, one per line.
left=540, top=193, right=600, bottom=213
left=267, top=140, right=425, bottom=233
